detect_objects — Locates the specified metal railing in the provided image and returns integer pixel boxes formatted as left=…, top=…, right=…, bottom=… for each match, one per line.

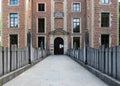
left=67, top=46, right=120, bottom=81
left=0, top=45, right=50, bottom=77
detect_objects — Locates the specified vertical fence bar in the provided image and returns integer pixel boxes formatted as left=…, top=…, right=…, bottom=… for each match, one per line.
left=101, top=46, right=105, bottom=73
left=16, top=46, right=18, bottom=70
left=96, top=49, right=99, bottom=69
left=0, top=47, right=3, bottom=76
left=105, top=48, right=109, bottom=74
left=117, top=46, right=120, bottom=80
left=2, top=47, right=4, bottom=75
left=108, top=48, right=112, bottom=76
left=3, top=47, right=7, bottom=75
left=8, top=48, right=10, bottom=73
left=112, top=46, right=117, bottom=78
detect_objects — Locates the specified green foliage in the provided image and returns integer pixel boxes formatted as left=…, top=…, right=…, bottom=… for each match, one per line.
left=119, top=2, right=120, bottom=45
left=0, top=13, right=1, bottom=36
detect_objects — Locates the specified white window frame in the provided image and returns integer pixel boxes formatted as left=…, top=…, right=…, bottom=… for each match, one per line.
left=8, top=0, right=19, bottom=6
left=100, top=12, right=111, bottom=28
left=72, top=18, right=81, bottom=33
left=100, top=0, right=111, bottom=5
left=37, top=17, right=46, bottom=33
left=37, top=2, right=46, bottom=12
left=8, top=12, right=19, bottom=29
left=72, top=2, right=81, bottom=12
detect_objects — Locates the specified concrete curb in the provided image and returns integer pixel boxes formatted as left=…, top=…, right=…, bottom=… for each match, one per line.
left=0, top=57, right=47, bottom=86
left=70, top=57, right=120, bottom=86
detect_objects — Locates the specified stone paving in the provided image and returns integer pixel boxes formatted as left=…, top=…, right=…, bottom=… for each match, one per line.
left=3, top=55, right=108, bottom=86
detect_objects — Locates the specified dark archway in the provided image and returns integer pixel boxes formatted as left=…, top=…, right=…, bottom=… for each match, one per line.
left=54, top=37, right=64, bottom=55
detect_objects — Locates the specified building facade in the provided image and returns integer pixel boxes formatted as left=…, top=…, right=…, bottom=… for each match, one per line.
left=2, top=0, right=119, bottom=54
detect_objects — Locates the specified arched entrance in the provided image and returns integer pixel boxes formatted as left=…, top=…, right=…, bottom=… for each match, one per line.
left=54, top=37, right=64, bottom=55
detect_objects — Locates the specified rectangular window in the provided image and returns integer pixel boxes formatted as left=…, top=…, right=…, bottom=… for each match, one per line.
left=101, top=34, right=109, bottom=47
left=38, top=18, right=45, bottom=33
left=101, top=13, right=110, bottom=27
left=73, top=3, right=80, bottom=12
left=38, top=37, right=45, bottom=49
left=38, top=3, right=45, bottom=11
left=101, top=0, right=109, bottom=4
left=73, top=18, right=80, bottom=33
left=73, top=37, right=80, bottom=49
left=10, top=13, right=18, bottom=28
left=10, top=0, right=18, bottom=5
left=10, top=34, right=18, bottom=47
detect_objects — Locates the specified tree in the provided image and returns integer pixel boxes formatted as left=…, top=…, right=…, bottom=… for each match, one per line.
left=0, top=13, right=1, bottom=36
left=119, top=2, right=120, bottom=45
left=0, top=13, right=1, bottom=46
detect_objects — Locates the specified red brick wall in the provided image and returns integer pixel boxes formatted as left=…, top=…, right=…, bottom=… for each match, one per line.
left=86, top=0, right=93, bottom=47
left=67, top=0, right=86, bottom=48
left=2, top=0, right=118, bottom=49
left=93, top=0, right=118, bottom=48
left=32, top=0, right=51, bottom=48
left=55, top=2, right=63, bottom=12
left=55, top=19, right=63, bottom=29
left=2, top=0, right=26, bottom=48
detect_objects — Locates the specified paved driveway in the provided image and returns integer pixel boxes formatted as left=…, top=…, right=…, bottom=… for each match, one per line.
left=4, top=55, right=108, bottom=86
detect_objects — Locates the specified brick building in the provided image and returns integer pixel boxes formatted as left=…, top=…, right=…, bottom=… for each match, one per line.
left=2, top=0, right=119, bottom=54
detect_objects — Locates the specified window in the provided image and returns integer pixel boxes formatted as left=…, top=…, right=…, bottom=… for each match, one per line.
left=10, top=0, right=18, bottom=5
left=73, top=18, right=80, bottom=33
left=73, top=37, right=80, bottom=49
left=10, top=34, right=18, bottom=47
left=73, top=3, right=80, bottom=12
left=38, top=18, right=45, bottom=33
left=100, top=0, right=109, bottom=4
left=38, top=37, right=45, bottom=49
left=38, top=3, right=45, bottom=11
left=101, top=13, right=110, bottom=27
left=101, top=34, right=109, bottom=47
left=10, top=13, right=18, bottom=28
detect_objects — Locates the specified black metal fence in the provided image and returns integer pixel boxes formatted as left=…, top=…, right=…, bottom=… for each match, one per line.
left=0, top=45, right=49, bottom=77
left=67, top=46, right=120, bottom=81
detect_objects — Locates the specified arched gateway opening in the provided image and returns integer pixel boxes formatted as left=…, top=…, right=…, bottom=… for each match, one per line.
left=54, top=37, right=64, bottom=55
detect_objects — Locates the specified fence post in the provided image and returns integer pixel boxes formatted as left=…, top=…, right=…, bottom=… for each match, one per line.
left=105, top=48, right=109, bottom=74
left=0, top=47, right=3, bottom=76
left=100, top=45, right=105, bottom=73
left=84, top=30, right=89, bottom=64
left=1, top=47, right=4, bottom=75
left=112, top=46, right=117, bottom=78
left=117, top=46, right=120, bottom=80
left=27, top=31, right=32, bottom=64
left=41, top=42, right=43, bottom=58
left=84, top=45, right=87, bottom=64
